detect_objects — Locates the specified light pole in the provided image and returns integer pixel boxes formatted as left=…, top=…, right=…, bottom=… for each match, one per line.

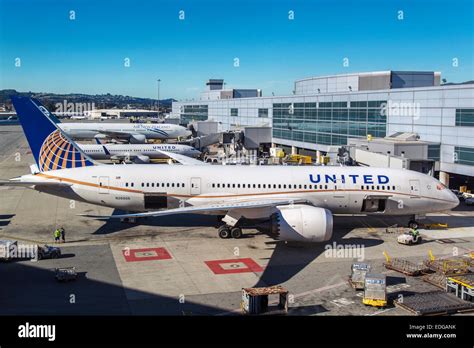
left=157, top=79, right=161, bottom=114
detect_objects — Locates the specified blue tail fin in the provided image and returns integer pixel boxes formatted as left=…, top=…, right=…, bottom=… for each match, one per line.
left=11, top=97, right=96, bottom=172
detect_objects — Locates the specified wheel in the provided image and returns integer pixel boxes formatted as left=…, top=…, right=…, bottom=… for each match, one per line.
left=408, top=220, right=419, bottom=229
left=231, top=227, right=243, bottom=239
left=51, top=252, right=59, bottom=259
left=218, top=225, right=231, bottom=239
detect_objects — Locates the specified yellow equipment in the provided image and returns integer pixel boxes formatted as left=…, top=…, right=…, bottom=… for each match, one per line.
left=283, top=154, right=312, bottom=165
left=319, top=155, right=330, bottom=165
left=363, top=273, right=387, bottom=307
left=362, top=298, right=387, bottom=307
left=423, top=222, right=448, bottom=229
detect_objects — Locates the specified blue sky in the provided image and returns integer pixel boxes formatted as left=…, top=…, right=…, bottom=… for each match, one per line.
left=0, top=0, right=473, bottom=100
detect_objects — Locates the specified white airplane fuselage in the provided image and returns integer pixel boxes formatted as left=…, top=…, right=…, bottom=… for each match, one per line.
left=22, top=165, right=459, bottom=217
left=58, top=122, right=191, bottom=140
left=78, top=144, right=201, bottom=160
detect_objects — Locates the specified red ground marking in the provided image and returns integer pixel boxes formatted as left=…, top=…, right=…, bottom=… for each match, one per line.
left=122, top=247, right=172, bottom=262
left=205, top=258, right=264, bottom=274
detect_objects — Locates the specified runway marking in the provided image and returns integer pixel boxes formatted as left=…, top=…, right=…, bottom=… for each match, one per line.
left=122, top=247, right=172, bottom=262
left=205, top=258, right=264, bottom=274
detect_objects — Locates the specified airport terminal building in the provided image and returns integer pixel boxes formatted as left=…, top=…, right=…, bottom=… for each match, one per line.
left=172, top=71, right=474, bottom=180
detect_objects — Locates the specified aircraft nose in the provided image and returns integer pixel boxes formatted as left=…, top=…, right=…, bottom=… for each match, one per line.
left=446, top=189, right=460, bottom=210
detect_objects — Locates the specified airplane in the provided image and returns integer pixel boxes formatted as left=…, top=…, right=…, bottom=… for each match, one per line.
left=78, top=142, right=201, bottom=163
left=51, top=114, right=191, bottom=143
left=0, top=97, right=459, bottom=242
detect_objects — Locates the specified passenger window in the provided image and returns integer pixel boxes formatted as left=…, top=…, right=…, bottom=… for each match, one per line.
left=304, top=185, right=307, bottom=189
left=325, top=185, right=328, bottom=189
left=299, top=184, right=302, bottom=189
left=371, top=185, right=375, bottom=190
left=125, top=183, right=129, bottom=187
left=258, top=184, right=261, bottom=188
left=167, top=183, right=170, bottom=187
left=172, top=183, right=175, bottom=187
left=278, top=184, right=281, bottom=189
left=131, top=183, right=134, bottom=187
left=212, top=184, right=215, bottom=188
left=232, top=184, right=235, bottom=188
left=393, top=186, right=396, bottom=190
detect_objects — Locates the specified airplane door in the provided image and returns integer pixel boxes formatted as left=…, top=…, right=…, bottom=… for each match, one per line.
left=409, top=180, right=420, bottom=197
left=333, top=179, right=349, bottom=208
left=98, top=176, right=109, bottom=194
left=190, top=177, right=201, bottom=195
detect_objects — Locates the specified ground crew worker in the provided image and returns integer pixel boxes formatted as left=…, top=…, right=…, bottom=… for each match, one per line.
left=60, top=227, right=66, bottom=243
left=410, top=227, right=419, bottom=238
left=54, top=228, right=61, bottom=243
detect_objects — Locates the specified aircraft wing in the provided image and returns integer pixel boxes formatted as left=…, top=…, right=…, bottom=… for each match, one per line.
left=93, top=130, right=139, bottom=138
left=80, top=198, right=309, bottom=220
left=157, top=150, right=208, bottom=165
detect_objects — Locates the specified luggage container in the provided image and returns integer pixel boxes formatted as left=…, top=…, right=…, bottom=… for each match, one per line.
left=349, top=263, right=371, bottom=290
left=55, top=267, right=78, bottom=282
left=363, top=273, right=387, bottom=307
left=241, top=286, right=288, bottom=315
left=446, top=274, right=474, bottom=303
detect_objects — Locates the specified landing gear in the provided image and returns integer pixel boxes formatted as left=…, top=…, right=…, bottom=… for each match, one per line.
left=218, top=225, right=243, bottom=239
left=230, top=227, right=243, bottom=239
left=218, top=225, right=231, bottom=239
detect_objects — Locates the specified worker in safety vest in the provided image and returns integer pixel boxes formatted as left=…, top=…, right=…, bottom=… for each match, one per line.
left=60, top=227, right=66, bottom=243
left=410, top=227, right=419, bottom=238
left=54, top=229, right=61, bottom=243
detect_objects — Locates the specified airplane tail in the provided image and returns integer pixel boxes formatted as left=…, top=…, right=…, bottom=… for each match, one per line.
left=11, top=97, right=96, bottom=172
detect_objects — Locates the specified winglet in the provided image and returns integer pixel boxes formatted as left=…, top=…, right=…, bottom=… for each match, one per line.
left=102, top=145, right=111, bottom=156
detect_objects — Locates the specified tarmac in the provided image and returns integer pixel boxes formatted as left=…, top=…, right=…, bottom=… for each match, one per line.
left=1, top=124, right=474, bottom=316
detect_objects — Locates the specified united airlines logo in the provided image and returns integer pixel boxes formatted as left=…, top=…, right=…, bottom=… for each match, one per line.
left=39, top=130, right=94, bottom=171
left=309, top=174, right=389, bottom=184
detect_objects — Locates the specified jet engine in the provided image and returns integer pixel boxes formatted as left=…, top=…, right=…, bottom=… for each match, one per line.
left=271, top=205, right=333, bottom=242
left=129, top=134, right=147, bottom=144
left=133, top=155, right=150, bottom=164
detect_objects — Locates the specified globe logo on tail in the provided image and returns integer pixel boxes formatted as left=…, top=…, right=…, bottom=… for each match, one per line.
left=39, top=130, right=94, bottom=171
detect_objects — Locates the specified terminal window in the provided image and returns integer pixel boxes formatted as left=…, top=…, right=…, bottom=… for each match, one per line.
left=258, top=108, right=269, bottom=118
left=455, top=109, right=474, bottom=127
left=272, top=101, right=386, bottom=146
left=454, top=146, right=474, bottom=166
